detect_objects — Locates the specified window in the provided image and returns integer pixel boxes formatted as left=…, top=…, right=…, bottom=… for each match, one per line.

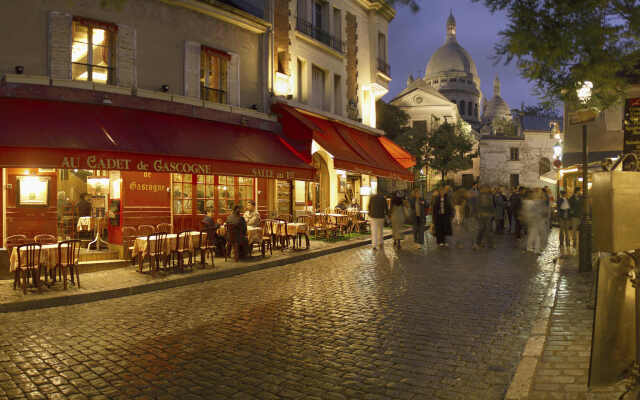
left=313, top=1, right=327, bottom=31
left=468, top=102, right=472, bottom=116
left=238, top=177, right=255, bottom=208
left=200, top=47, right=229, bottom=104
left=172, top=174, right=193, bottom=215
left=510, top=148, right=519, bottom=161
left=413, top=120, right=427, bottom=131
left=510, top=174, right=519, bottom=188
left=311, top=65, right=326, bottom=110
left=196, top=175, right=215, bottom=215
left=334, top=74, right=342, bottom=115
left=71, top=19, right=115, bottom=84
left=539, top=158, right=551, bottom=176
left=297, top=0, right=307, bottom=19
left=378, top=33, right=387, bottom=62
left=297, top=58, right=304, bottom=102
left=460, top=100, right=465, bottom=115
left=333, top=8, right=342, bottom=40
left=217, top=176, right=236, bottom=215
left=474, top=103, right=478, bottom=118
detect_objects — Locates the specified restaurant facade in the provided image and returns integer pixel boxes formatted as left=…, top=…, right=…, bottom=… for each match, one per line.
left=0, top=0, right=412, bottom=265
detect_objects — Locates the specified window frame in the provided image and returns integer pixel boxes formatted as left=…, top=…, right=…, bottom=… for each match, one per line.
left=510, top=147, right=520, bottom=161
left=200, top=46, right=231, bottom=104
left=71, top=18, right=116, bottom=84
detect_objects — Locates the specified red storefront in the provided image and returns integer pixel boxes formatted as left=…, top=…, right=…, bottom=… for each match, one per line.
left=0, top=98, right=314, bottom=251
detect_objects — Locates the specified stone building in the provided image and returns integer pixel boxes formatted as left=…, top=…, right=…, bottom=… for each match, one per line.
left=390, top=11, right=479, bottom=188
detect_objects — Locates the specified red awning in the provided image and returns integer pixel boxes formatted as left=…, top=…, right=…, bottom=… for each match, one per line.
left=0, top=98, right=315, bottom=180
left=273, top=104, right=413, bottom=180
left=378, top=136, right=416, bottom=169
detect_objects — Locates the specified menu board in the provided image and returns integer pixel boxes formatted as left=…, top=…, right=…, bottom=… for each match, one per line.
left=623, top=98, right=640, bottom=154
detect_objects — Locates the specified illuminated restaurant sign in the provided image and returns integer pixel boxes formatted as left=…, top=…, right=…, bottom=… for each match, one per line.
left=0, top=147, right=315, bottom=180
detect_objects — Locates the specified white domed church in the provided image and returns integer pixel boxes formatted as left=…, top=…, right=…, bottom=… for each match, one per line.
left=391, top=11, right=559, bottom=189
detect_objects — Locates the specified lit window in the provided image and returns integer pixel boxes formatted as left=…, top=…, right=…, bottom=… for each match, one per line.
left=71, top=19, right=115, bottom=84
left=201, top=47, right=230, bottom=104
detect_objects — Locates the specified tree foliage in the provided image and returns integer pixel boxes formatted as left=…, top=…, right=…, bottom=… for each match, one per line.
left=376, top=100, right=410, bottom=140
left=520, top=102, right=562, bottom=119
left=425, top=122, right=475, bottom=182
left=473, top=0, right=640, bottom=110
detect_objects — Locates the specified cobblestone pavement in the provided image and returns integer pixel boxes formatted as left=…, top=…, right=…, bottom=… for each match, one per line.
left=0, top=231, right=557, bottom=400
left=528, top=255, right=627, bottom=400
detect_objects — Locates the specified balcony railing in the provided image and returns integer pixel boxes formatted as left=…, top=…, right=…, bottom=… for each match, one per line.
left=296, top=17, right=344, bottom=54
left=377, top=58, right=390, bottom=76
left=201, top=85, right=227, bottom=104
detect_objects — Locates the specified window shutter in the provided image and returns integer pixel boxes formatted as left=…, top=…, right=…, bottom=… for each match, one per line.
left=48, top=11, right=72, bottom=80
left=184, top=41, right=201, bottom=98
left=228, top=52, right=241, bottom=106
left=116, top=24, right=136, bottom=87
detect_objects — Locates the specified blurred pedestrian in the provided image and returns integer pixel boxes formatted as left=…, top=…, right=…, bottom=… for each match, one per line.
left=569, top=187, right=584, bottom=249
left=510, top=187, right=523, bottom=239
left=410, top=188, right=426, bottom=246
left=368, top=190, right=388, bottom=250
left=473, top=184, right=495, bottom=250
left=522, top=189, right=546, bottom=254
left=452, top=187, right=467, bottom=225
left=390, top=192, right=406, bottom=249
left=557, top=190, right=571, bottom=248
left=432, top=186, right=453, bottom=247
left=494, top=187, right=506, bottom=234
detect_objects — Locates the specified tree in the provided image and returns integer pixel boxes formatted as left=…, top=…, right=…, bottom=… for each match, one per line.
left=473, top=0, right=640, bottom=110
left=394, top=125, right=429, bottom=176
left=376, top=100, right=410, bottom=140
left=492, top=117, right=519, bottom=136
left=520, top=102, right=562, bottom=119
left=425, top=122, right=475, bottom=182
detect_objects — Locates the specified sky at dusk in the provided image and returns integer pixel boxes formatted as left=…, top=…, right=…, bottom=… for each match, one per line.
left=384, top=0, right=541, bottom=110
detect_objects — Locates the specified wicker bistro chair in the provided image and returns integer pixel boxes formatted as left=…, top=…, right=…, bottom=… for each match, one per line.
left=137, top=224, right=156, bottom=237
left=122, top=226, right=138, bottom=265
left=295, top=216, right=311, bottom=249
left=8, top=235, right=27, bottom=290
left=275, top=218, right=292, bottom=250
left=142, top=232, right=169, bottom=273
left=195, top=230, right=216, bottom=268
left=156, top=223, right=172, bottom=234
left=16, top=243, right=42, bottom=294
left=259, top=220, right=274, bottom=257
left=53, top=240, right=81, bottom=290
left=277, top=214, right=293, bottom=223
left=171, top=231, right=193, bottom=273
left=34, top=234, right=57, bottom=245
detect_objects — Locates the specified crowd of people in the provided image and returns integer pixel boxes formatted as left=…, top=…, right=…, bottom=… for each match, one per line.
left=368, top=184, right=585, bottom=254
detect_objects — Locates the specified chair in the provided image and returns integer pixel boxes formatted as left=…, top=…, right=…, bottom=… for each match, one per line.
left=156, top=223, right=172, bottom=234
left=16, top=243, right=42, bottom=294
left=54, top=240, right=81, bottom=290
left=137, top=224, right=155, bottom=237
left=8, top=235, right=27, bottom=290
left=295, top=216, right=311, bottom=249
left=195, top=230, right=216, bottom=268
left=172, top=231, right=193, bottom=273
left=34, top=234, right=57, bottom=245
left=142, top=232, right=169, bottom=272
left=224, top=223, right=240, bottom=262
left=259, top=220, right=274, bottom=257
left=122, top=226, right=138, bottom=265
left=277, top=214, right=293, bottom=223
left=275, top=218, right=292, bottom=250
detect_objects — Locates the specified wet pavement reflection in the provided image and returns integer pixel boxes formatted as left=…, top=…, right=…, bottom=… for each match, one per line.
left=0, top=231, right=556, bottom=399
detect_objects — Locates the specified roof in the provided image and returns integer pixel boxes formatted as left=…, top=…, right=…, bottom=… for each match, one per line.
left=520, top=115, right=564, bottom=132
left=390, top=82, right=454, bottom=104
left=425, top=40, right=478, bottom=79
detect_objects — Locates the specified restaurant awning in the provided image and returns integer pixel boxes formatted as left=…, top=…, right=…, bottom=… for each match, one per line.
left=0, top=98, right=315, bottom=180
left=378, top=136, right=416, bottom=169
left=272, top=103, right=413, bottom=180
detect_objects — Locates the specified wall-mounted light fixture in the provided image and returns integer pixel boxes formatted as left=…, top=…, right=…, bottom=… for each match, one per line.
left=15, top=66, right=24, bottom=74
left=161, top=84, right=169, bottom=92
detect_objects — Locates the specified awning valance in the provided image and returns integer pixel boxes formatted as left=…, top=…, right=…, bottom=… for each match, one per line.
left=0, top=98, right=315, bottom=180
left=272, top=103, right=413, bottom=180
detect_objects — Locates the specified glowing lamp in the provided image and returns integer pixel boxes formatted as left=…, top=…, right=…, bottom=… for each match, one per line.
left=274, top=72, right=292, bottom=96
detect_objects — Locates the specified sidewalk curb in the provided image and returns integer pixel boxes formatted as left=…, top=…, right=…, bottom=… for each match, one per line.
left=0, top=231, right=407, bottom=314
left=505, top=256, right=562, bottom=399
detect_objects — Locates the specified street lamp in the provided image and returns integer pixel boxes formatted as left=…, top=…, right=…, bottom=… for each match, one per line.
left=577, top=81, right=593, bottom=273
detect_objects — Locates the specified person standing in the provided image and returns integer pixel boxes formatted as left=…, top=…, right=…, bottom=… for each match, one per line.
left=368, top=191, right=388, bottom=250
left=510, top=187, right=523, bottom=239
left=557, top=191, right=571, bottom=249
left=390, top=192, right=406, bottom=249
left=77, top=193, right=92, bottom=217
left=569, top=187, right=584, bottom=249
left=523, top=189, right=546, bottom=254
left=494, top=188, right=506, bottom=234
left=432, top=186, right=452, bottom=247
left=452, top=188, right=466, bottom=225
left=410, top=189, right=426, bottom=246
left=474, top=185, right=494, bottom=250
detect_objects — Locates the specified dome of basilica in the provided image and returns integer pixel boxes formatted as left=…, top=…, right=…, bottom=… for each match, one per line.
left=425, top=12, right=479, bottom=80
left=482, top=76, right=512, bottom=123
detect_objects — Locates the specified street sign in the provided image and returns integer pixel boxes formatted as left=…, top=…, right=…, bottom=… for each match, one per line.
left=569, top=108, right=599, bottom=125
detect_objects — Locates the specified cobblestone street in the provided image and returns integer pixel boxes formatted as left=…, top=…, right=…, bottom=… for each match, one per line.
left=0, top=233, right=557, bottom=400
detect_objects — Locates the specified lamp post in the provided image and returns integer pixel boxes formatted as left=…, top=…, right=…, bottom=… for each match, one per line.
left=577, top=81, right=593, bottom=273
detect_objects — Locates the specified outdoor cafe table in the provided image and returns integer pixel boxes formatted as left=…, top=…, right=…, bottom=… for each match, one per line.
left=9, top=243, right=78, bottom=272
left=76, top=216, right=106, bottom=232
left=217, top=225, right=262, bottom=245
left=274, top=221, right=308, bottom=236
left=131, top=231, right=204, bottom=261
